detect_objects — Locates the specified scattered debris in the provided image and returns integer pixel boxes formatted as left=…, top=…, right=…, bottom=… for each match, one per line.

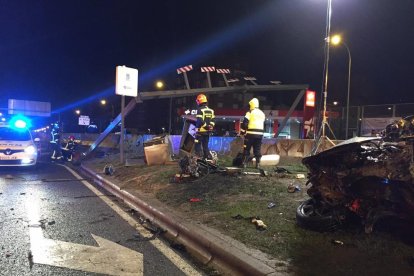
left=274, top=167, right=292, bottom=174
left=231, top=214, right=244, bottom=220
left=6, top=252, right=12, bottom=257
left=267, top=202, right=276, bottom=209
left=189, top=198, right=201, bottom=202
left=47, top=220, right=56, bottom=226
left=127, top=208, right=137, bottom=215
left=103, top=164, right=115, bottom=176
left=298, top=130, right=414, bottom=233
left=287, top=183, right=301, bottom=193
left=296, top=174, right=306, bottom=179
left=259, top=169, right=268, bottom=177
left=251, top=218, right=267, bottom=231
left=331, top=239, right=344, bottom=246
left=20, top=192, right=26, bottom=195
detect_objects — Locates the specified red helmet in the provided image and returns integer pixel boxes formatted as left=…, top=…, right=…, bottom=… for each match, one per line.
left=196, top=94, right=207, bottom=105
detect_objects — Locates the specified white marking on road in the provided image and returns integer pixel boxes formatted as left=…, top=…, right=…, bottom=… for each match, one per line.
left=63, top=165, right=202, bottom=276
left=26, top=195, right=143, bottom=275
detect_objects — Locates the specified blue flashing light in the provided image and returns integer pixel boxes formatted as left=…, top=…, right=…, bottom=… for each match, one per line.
left=9, top=115, right=32, bottom=130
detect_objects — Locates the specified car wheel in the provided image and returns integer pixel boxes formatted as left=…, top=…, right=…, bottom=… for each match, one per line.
left=296, top=199, right=343, bottom=232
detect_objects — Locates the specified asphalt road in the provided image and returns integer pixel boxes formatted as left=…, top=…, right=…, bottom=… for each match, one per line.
left=0, top=161, right=203, bottom=276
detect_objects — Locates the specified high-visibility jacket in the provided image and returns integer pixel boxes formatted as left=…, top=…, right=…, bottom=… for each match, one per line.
left=241, top=108, right=265, bottom=136
left=196, top=104, right=215, bottom=133
left=50, top=129, right=60, bottom=143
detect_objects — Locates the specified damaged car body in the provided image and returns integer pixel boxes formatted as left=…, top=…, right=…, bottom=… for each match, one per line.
left=297, top=115, right=414, bottom=233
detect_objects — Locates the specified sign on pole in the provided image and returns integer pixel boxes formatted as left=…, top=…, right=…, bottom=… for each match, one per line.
left=78, top=115, right=90, bottom=126
left=116, top=66, right=138, bottom=97
left=8, top=99, right=51, bottom=117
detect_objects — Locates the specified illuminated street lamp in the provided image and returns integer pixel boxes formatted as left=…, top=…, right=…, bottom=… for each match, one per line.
left=155, top=80, right=164, bottom=89
left=75, top=109, right=81, bottom=115
left=331, top=34, right=352, bottom=139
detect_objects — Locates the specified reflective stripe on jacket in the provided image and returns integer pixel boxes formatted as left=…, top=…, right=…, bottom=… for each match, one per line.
left=196, top=105, right=215, bottom=133
left=241, top=108, right=265, bottom=136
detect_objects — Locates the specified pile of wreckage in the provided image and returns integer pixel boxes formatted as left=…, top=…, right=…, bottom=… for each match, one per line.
left=297, top=115, right=414, bottom=233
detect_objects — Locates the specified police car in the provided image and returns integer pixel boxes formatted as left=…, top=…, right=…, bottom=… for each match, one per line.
left=0, top=117, right=38, bottom=166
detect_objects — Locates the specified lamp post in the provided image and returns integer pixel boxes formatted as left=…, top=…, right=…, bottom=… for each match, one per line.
left=331, top=34, right=352, bottom=139
left=155, top=80, right=171, bottom=133
left=100, top=99, right=115, bottom=119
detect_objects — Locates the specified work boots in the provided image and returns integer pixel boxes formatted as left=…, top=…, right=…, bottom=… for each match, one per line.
left=242, top=155, right=249, bottom=168
left=255, top=157, right=261, bottom=169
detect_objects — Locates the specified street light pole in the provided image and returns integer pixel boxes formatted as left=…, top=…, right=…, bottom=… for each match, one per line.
left=343, top=43, right=352, bottom=139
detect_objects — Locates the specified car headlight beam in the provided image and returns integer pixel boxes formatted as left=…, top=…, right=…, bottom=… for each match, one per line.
left=24, top=145, right=36, bottom=155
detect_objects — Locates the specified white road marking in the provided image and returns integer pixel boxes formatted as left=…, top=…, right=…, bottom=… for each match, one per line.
left=63, top=165, right=202, bottom=276
left=26, top=195, right=143, bottom=275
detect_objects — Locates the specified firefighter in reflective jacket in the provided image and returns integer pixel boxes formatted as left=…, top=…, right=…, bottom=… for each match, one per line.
left=194, top=94, right=215, bottom=159
left=50, top=122, right=62, bottom=160
left=240, top=98, right=265, bottom=168
left=62, top=135, right=77, bottom=162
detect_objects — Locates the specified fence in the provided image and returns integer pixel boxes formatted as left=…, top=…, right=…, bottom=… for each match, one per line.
left=325, top=103, right=414, bottom=139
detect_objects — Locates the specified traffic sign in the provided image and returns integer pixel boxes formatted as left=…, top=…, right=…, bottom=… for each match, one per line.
left=116, top=65, right=138, bottom=97
left=78, top=115, right=90, bottom=126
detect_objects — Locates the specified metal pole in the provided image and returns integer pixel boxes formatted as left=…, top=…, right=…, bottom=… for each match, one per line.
left=206, top=72, right=212, bottom=88
left=183, top=72, right=190, bottom=89
left=344, top=43, right=352, bottom=139
left=120, top=95, right=125, bottom=164
left=322, top=0, right=333, bottom=138
left=222, top=74, right=229, bottom=87
left=168, top=97, right=172, bottom=134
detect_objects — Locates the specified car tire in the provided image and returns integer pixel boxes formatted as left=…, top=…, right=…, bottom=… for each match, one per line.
left=296, top=199, right=342, bottom=232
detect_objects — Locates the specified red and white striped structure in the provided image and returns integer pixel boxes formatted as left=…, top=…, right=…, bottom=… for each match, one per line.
left=201, top=66, right=215, bottom=72
left=216, top=69, right=230, bottom=74
left=176, top=65, right=193, bottom=74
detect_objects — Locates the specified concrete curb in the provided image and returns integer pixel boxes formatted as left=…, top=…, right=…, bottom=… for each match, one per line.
left=80, top=163, right=278, bottom=276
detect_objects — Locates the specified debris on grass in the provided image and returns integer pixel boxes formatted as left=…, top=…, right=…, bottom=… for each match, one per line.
left=331, top=239, right=344, bottom=246
left=189, top=198, right=202, bottom=202
left=251, top=218, right=267, bottom=231
left=267, top=202, right=276, bottom=209
left=287, top=183, right=301, bottom=193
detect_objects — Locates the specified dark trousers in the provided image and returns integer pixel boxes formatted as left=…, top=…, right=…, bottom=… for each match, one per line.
left=194, top=133, right=211, bottom=159
left=243, top=134, right=263, bottom=160
left=50, top=142, right=62, bottom=159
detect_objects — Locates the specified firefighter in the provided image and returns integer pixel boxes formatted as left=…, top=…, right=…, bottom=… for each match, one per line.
left=61, top=135, right=77, bottom=162
left=194, top=94, right=215, bottom=159
left=50, top=122, right=62, bottom=160
left=240, top=98, right=265, bottom=169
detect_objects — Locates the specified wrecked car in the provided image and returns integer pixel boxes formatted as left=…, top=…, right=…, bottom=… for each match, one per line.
left=297, top=116, right=414, bottom=233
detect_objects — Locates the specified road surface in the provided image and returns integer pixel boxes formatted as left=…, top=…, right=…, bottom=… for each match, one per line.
left=0, top=161, right=203, bottom=276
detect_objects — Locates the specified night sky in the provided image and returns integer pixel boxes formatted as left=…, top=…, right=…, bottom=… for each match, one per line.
left=1, top=0, right=414, bottom=115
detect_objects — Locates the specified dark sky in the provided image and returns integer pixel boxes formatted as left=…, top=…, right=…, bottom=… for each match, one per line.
left=1, top=0, right=414, bottom=112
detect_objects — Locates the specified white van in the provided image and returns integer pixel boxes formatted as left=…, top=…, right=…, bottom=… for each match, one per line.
left=0, top=122, right=38, bottom=166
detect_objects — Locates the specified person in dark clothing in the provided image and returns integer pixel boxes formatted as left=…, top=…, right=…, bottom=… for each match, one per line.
left=240, top=98, right=265, bottom=168
left=61, top=135, right=77, bottom=162
left=194, top=94, right=215, bottom=159
left=50, top=122, right=62, bottom=160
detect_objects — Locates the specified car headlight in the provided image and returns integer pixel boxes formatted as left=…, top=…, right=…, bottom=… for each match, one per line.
left=24, top=145, right=37, bottom=154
